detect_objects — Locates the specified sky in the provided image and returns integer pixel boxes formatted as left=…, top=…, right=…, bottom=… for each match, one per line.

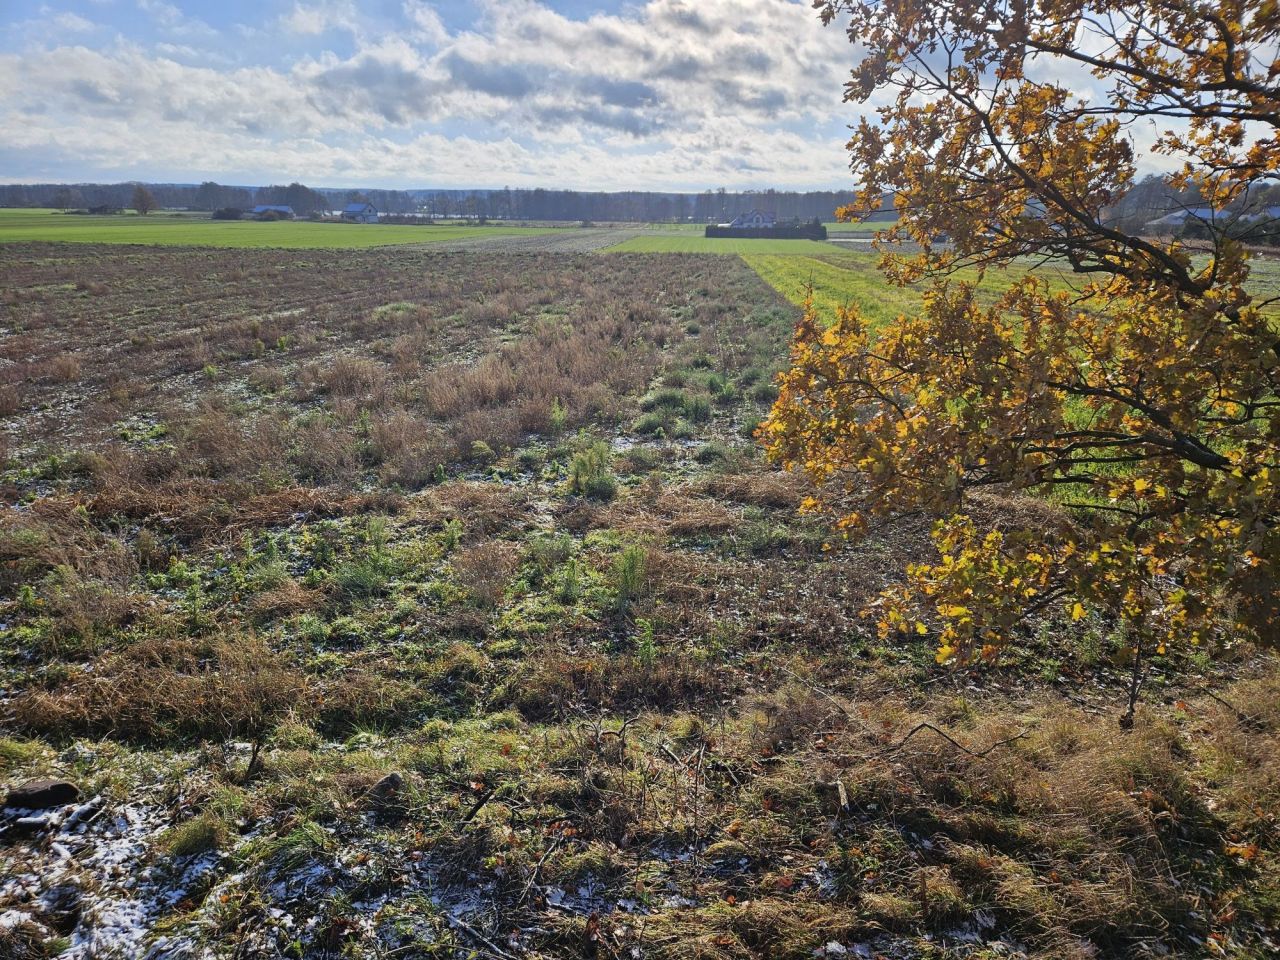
left=0, top=0, right=869, bottom=191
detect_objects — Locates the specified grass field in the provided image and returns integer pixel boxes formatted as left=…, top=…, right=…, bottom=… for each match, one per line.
left=824, top=217, right=899, bottom=236
left=745, top=249, right=1280, bottom=325
left=605, top=234, right=841, bottom=255
left=0, top=241, right=1277, bottom=959
left=0, top=209, right=558, bottom=249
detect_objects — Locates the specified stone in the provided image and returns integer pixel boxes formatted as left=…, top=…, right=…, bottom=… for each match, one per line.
left=364, top=772, right=404, bottom=812
left=5, top=779, right=80, bottom=810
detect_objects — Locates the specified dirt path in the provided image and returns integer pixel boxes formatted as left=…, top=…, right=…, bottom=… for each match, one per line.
left=424, top=227, right=642, bottom=252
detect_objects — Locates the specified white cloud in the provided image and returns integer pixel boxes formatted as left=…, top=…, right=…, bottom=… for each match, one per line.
left=279, top=0, right=358, bottom=37
left=50, top=12, right=97, bottom=32
left=135, top=0, right=217, bottom=38
left=1, top=0, right=862, bottom=189
left=402, top=1, right=448, bottom=46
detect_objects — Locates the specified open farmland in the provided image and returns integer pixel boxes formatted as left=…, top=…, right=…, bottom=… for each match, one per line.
left=605, top=235, right=840, bottom=255
left=1, top=242, right=1278, bottom=960
left=0, top=210, right=563, bottom=250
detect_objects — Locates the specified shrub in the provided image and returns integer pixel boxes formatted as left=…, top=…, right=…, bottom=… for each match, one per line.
left=454, top=541, right=520, bottom=608
left=549, top=398, right=568, bottom=434
left=568, top=441, right=618, bottom=501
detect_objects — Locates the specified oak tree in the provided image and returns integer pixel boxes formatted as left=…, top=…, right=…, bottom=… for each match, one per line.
left=132, top=184, right=158, bottom=216
left=764, top=0, right=1278, bottom=716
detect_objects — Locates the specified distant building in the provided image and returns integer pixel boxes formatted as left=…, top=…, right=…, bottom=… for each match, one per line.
left=721, top=209, right=776, bottom=229
left=251, top=204, right=295, bottom=220
left=1145, top=207, right=1215, bottom=231
left=1244, top=205, right=1280, bottom=223
left=342, top=202, right=378, bottom=223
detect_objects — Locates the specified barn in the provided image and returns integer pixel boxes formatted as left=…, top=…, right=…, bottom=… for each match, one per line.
left=342, top=202, right=378, bottom=223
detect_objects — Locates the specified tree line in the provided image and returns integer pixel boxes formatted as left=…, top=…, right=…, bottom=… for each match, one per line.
left=0, top=181, right=875, bottom=222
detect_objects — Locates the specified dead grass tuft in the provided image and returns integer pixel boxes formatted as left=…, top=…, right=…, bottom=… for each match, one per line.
left=14, top=635, right=307, bottom=744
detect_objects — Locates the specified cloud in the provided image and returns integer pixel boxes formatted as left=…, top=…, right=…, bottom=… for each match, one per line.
left=135, top=0, right=218, bottom=39
left=279, top=0, right=358, bottom=37
left=403, top=0, right=448, bottom=46
left=0, top=0, right=862, bottom=189
left=50, top=12, right=97, bottom=33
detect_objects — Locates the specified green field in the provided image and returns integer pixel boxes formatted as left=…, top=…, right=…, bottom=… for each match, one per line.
left=825, top=217, right=899, bottom=236
left=0, top=209, right=557, bottom=249
left=744, top=252, right=912, bottom=327
left=605, top=234, right=839, bottom=254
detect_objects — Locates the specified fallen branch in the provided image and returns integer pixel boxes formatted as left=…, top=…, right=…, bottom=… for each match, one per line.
left=876, top=722, right=1029, bottom=759
left=447, top=914, right=520, bottom=960
left=461, top=787, right=497, bottom=825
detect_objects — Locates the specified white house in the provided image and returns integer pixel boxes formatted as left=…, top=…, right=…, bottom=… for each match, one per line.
left=721, top=209, right=777, bottom=229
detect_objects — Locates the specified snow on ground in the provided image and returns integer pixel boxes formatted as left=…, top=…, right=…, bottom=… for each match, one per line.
left=0, top=796, right=208, bottom=958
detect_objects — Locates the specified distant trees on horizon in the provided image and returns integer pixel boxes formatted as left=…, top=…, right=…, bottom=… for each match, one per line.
left=0, top=180, right=876, bottom=223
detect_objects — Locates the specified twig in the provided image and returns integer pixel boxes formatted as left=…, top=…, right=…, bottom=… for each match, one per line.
left=1202, top=688, right=1260, bottom=726
left=460, top=787, right=496, bottom=825
left=519, top=834, right=564, bottom=905
left=658, top=742, right=685, bottom=767
left=876, top=721, right=1029, bottom=758
left=447, top=915, right=519, bottom=960
left=773, top=664, right=878, bottom=738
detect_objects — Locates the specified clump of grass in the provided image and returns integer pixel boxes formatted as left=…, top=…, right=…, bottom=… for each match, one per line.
left=160, top=813, right=225, bottom=859
left=633, top=412, right=667, bottom=436
left=332, top=552, right=395, bottom=602
left=556, top=557, right=585, bottom=603
left=634, top=617, right=658, bottom=667
left=0, top=736, right=46, bottom=774
left=613, top=544, right=647, bottom=613
left=695, top=441, right=733, bottom=465
left=684, top=394, right=713, bottom=423
left=640, top=388, right=686, bottom=412
left=568, top=441, right=617, bottom=501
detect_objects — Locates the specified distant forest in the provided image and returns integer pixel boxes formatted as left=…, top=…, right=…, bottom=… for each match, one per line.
left=0, top=180, right=878, bottom=223
left=4, top=176, right=1277, bottom=229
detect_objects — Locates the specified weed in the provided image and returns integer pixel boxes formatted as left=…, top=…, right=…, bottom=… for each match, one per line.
left=613, top=544, right=648, bottom=613
left=568, top=441, right=618, bottom=501
left=635, top=617, right=658, bottom=667
left=549, top=397, right=567, bottom=434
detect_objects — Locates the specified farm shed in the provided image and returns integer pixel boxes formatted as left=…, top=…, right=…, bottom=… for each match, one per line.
left=342, top=202, right=378, bottom=223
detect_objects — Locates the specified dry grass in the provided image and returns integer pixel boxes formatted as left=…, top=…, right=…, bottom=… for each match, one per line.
left=13, top=635, right=307, bottom=743
left=1, top=244, right=1275, bottom=959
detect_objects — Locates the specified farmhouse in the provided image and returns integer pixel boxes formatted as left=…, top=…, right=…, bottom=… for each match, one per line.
left=705, top=210, right=826, bottom=241
left=251, top=204, right=295, bottom=220
left=721, top=209, right=776, bottom=229
left=342, top=202, right=378, bottom=223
